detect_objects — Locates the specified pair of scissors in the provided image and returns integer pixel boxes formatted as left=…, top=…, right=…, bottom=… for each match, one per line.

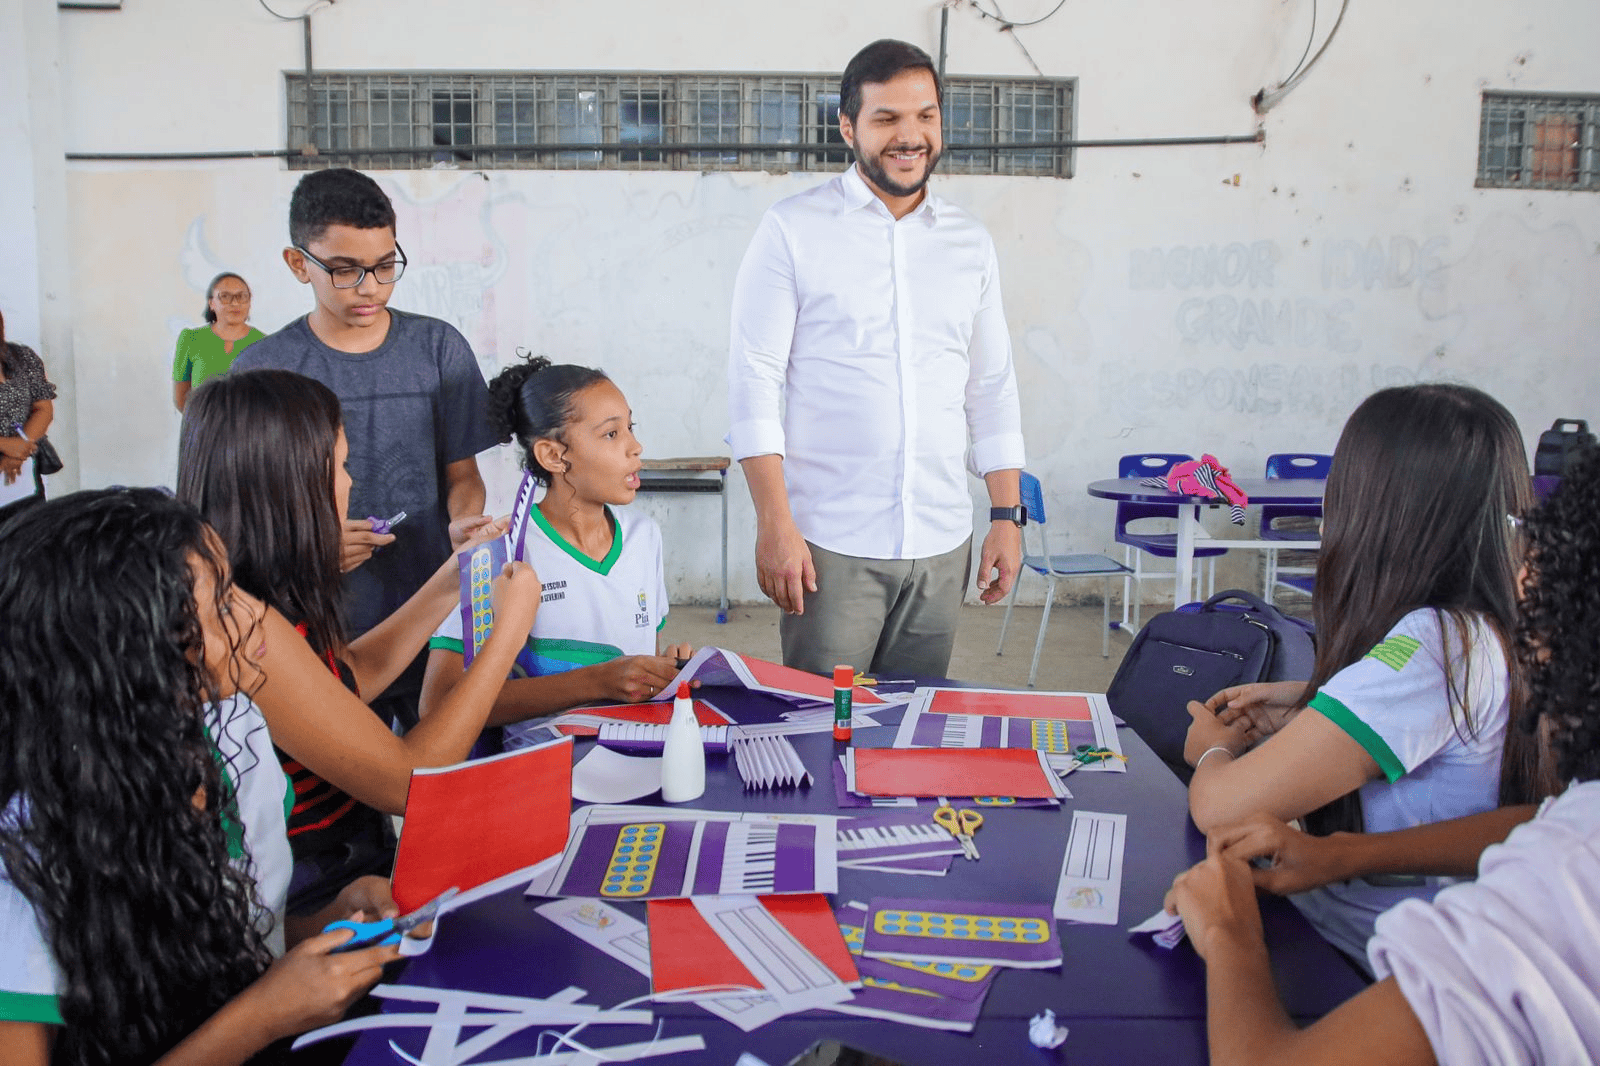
left=933, top=805, right=984, bottom=861
left=1059, top=745, right=1128, bottom=776
left=324, top=887, right=458, bottom=953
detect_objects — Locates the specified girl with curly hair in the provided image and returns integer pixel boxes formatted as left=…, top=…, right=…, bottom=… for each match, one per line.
left=177, top=369, right=540, bottom=917
left=0, top=488, right=398, bottom=1064
left=1165, top=443, right=1600, bottom=1065
left=1181, top=384, right=1551, bottom=968
left=420, top=355, right=691, bottom=750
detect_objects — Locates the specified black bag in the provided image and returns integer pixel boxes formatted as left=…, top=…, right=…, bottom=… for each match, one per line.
left=1534, top=418, right=1595, bottom=478
left=1106, top=589, right=1315, bottom=781
left=32, top=436, right=62, bottom=477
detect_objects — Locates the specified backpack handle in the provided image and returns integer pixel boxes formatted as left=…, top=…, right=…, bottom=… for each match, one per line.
left=1201, top=588, right=1277, bottom=615
left=1551, top=419, right=1589, bottom=434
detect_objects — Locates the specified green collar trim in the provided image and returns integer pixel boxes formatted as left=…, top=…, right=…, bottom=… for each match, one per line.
left=0, top=989, right=62, bottom=1024
left=531, top=502, right=622, bottom=576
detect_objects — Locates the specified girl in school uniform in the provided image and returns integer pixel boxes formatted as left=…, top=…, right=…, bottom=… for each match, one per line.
left=0, top=488, right=398, bottom=1065
left=1181, top=383, right=1551, bottom=968
left=176, top=369, right=539, bottom=918
left=422, top=356, right=691, bottom=749
left=1166, top=445, right=1600, bottom=1066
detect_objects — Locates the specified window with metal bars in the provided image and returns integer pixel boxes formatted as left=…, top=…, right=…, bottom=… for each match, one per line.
left=1478, top=91, right=1599, bottom=190
left=285, top=71, right=1074, bottom=176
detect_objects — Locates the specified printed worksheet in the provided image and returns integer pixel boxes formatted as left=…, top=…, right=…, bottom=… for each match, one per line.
left=893, top=687, right=1125, bottom=772
left=1053, top=809, right=1128, bottom=925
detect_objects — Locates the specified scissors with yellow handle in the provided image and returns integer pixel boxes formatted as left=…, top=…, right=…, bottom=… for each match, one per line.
left=933, top=805, right=984, bottom=861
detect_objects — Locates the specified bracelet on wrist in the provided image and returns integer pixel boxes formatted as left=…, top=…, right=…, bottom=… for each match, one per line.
left=1195, top=745, right=1237, bottom=770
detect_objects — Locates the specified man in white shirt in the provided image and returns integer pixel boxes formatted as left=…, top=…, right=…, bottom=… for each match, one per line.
left=727, top=39, right=1026, bottom=678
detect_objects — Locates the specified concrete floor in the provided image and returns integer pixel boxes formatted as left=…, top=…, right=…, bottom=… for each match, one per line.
left=667, top=600, right=1136, bottom=692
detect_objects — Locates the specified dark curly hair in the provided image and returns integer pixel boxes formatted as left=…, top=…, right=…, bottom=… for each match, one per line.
left=1518, top=444, right=1600, bottom=783
left=0, top=488, right=270, bottom=1064
left=487, top=351, right=610, bottom=486
left=178, top=369, right=348, bottom=660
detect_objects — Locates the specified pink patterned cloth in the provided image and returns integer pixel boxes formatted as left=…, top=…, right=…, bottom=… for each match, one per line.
left=1141, top=454, right=1249, bottom=524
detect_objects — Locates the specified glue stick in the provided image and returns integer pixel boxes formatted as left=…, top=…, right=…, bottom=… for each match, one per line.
left=661, top=680, right=705, bottom=802
left=832, top=665, right=854, bottom=742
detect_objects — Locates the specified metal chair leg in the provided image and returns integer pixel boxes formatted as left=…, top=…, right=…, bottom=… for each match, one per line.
left=1028, top=574, right=1056, bottom=688
left=997, top=568, right=1023, bottom=655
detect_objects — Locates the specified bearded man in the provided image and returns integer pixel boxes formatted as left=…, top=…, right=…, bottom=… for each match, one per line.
left=727, top=38, right=1027, bottom=678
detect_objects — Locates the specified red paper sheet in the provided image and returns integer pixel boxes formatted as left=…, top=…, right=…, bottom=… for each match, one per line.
left=553, top=699, right=733, bottom=736
left=391, top=738, right=573, bottom=912
left=853, top=747, right=1057, bottom=799
left=648, top=898, right=761, bottom=995
left=923, top=688, right=1093, bottom=721
left=648, top=894, right=860, bottom=996
left=761, top=893, right=861, bottom=985
left=739, top=653, right=888, bottom=706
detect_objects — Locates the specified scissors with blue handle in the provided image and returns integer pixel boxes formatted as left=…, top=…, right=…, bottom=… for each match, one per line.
left=324, top=887, right=458, bottom=953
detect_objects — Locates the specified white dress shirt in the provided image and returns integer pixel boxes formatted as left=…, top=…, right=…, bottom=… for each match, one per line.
left=728, top=165, right=1025, bottom=561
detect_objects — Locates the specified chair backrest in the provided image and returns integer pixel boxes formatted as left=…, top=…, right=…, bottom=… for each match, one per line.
left=1264, top=453, right=1332, bottom=480
left=1115, top=453, right=1193, bottom=540
left=1019, top=470, right=1047, bottom=527
left=1261, top=453, right=1331, bottom=531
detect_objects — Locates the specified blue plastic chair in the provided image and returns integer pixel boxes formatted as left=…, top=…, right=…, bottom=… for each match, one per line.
left=997, top=472, right=1133, bottom=687
left=1260, top=453, right=1331, bottom=604
left=1114, top=453, right=1226, bottom=631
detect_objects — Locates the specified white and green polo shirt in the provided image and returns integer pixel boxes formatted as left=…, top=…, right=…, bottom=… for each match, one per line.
left=0, top=696, right=292, bottom=1026
left=431, top=502, right=668, bottom=750
left=1294, top=607, right=1511, bottom=969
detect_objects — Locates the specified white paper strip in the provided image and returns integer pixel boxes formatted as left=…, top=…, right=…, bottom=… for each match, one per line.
left=1053, top=810, right=1128, bottom=925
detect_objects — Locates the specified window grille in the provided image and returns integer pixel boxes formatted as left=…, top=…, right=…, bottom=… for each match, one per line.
left=1478, top=91, right=1599, bottom=190
left=285, top=71, right=1075, bottom=177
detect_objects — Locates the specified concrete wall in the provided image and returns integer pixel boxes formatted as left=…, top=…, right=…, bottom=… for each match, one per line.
left=9, top=0, right=1599, bottom=605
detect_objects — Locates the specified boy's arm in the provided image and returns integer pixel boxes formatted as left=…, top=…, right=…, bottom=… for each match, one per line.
left=1215, top=806, right=1538, bottom=894
left=444, top=457, right=486, bottom=521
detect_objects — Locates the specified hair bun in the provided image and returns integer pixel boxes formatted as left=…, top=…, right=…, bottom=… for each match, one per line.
left=487, top=351, right=554, bottom=445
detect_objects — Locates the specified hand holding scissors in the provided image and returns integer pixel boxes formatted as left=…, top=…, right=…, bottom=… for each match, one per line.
left=323, top=887, right=458, bottom=953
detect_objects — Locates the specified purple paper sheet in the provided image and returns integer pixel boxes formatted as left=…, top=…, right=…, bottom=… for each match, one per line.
left=831, top=905, right=993, bottom=1030
left=862, top=896, right=1061, bottom=968
left=826, top=977, right=986, bottom=1032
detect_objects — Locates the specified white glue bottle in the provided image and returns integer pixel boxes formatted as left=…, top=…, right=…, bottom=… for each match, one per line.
left=660, top=680, right=705, bottom=802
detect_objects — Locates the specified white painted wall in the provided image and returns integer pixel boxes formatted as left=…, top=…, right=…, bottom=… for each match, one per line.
left=10, top=0, right=1600, bottom=606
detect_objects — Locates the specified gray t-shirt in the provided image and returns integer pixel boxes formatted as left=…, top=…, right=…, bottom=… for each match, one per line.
left=232, top=310, right=498, bottom=637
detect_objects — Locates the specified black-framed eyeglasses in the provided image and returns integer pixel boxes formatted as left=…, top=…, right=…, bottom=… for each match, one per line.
left=295, top=242, right=407, bottom=289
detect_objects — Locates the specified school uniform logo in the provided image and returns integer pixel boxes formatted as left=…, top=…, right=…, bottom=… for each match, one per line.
left=635, top=589, right=649, bottom=628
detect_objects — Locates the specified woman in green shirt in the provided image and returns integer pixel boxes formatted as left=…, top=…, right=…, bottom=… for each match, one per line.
left=172, top=273, right=264, bottom=412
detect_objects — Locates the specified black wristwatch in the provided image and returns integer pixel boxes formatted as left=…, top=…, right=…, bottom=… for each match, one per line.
left=990, top=505, right=1027, bottom=527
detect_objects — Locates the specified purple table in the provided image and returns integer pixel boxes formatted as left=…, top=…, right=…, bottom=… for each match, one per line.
left=1088, top=477, right=1326, bottom=607
left=343, top=688, right=1364, bottom=1065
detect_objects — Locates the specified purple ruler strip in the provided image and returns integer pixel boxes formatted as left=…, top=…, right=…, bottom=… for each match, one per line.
left=507, top=471, right=537, bottom=562
left=690, top=821, right=730, bottom=896
left=456, top=537, right=507, bottom=667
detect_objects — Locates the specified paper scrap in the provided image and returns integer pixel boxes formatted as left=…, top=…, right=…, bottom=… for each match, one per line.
left=535, top=898, right=652, bottom=975
left=570, top=745, right=663, bottom=804
left=1029, top=1008, right=1070, bottom=1049
left=1128, top=907, right=1188, bottom=949
left=1053, top=809, right=1128, bottom=925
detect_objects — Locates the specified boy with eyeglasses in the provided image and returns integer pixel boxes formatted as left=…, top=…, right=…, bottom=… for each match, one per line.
left=231, top=167, right=498, bottom=731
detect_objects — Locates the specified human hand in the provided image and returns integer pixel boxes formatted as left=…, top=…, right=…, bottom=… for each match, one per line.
left=1206, top=680, right=1306, bottom=741
left=1214, top=814, right=1352, bottom=895
left=754, top=516, right=817, bottom=614
left=662, top=643, right=694, bottom=665
left=976, top=521, right=1022, bottom=604
left=594, top=654, right=682, bottom=702
left=1183, top=699, right=1252, bottom=767
left=449, top=513, right=506, bottom=553
left=326, top=875, right=399, bottom=925
left=340, top=519, right=396, bottom=573
left=489, top=560, right=540, bottom=635
left=1163, top=838, right=1266, bottom=962
left=0, top=436, right=35, bottom=461
left=242, top=925, right=399, bottom=1042
left=0, top=455, right=22, bottom=486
